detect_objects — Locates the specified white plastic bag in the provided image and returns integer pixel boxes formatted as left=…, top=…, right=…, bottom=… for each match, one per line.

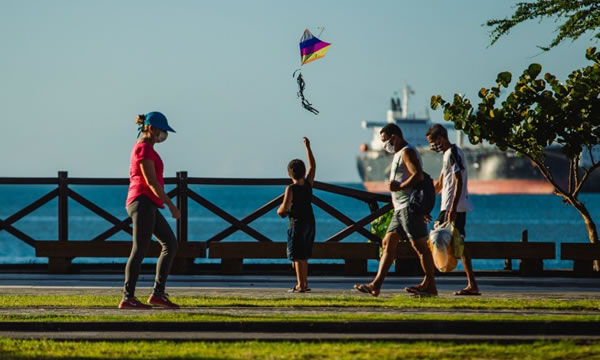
left=429, top=222, right=452, bottom=270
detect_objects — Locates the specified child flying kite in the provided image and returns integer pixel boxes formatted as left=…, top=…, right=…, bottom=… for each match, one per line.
left=293, top=28, right=331, bottom=115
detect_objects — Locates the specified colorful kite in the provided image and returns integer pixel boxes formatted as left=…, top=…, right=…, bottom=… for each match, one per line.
left=300, top=29, right=331, bottom=65
left=294, top=28, right=331, bottom=115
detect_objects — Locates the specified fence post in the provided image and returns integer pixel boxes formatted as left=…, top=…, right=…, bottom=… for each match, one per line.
left=50, top=171, right=72, bottom=273
left=176, top=171, right=188, bottom=243
left=172, top=171, right=193, bottom=274
left=519, top=229, right=542, bottom=275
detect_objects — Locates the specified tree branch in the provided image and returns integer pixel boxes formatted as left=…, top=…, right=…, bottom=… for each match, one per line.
left=568, top=159, right=575, bottom=194
left=508, top=143, right=567, bottom=195
left=588, top=146, right=597, bottom=167
left=486, top=0, right=600, bottom=51
left=574, top=161, right=600, bottom=197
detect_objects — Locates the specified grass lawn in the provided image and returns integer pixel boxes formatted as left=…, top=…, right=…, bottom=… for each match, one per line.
left=1, top=339, right=599, bottom=359
left=1, top=295, right=599, bottom=311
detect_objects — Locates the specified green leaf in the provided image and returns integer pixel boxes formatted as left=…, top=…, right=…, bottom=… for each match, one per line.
left=497, top=72, right=512, bottom=87
left=527, top=63, right=542, bottom=78
left=586, top=46, right=598, bottom=61
left=430, top=95, right=442, bottom=110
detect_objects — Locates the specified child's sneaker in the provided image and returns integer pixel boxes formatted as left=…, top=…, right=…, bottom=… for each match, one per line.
left=118, top=297, right=152, bottom=309
left=148, top=293, right=180, bottom=309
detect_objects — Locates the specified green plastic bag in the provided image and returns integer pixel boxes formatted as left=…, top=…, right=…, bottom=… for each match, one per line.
left=370, top=209, right=394, bottom=240
left=450, top=222, right=464, bottom=259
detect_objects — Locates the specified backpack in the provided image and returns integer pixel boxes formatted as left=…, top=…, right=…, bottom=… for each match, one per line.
left=408, top=172, right=436, bottom=216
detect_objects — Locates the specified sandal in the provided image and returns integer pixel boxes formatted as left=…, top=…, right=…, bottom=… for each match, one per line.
left=353, top=283, right=379, bottom=297
left=404, top=286, right=423, bottom=294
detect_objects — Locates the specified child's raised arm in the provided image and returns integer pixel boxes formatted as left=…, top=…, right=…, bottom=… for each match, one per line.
left=304, top=137, right=316, bottom=185
left=277, top=185, right=293, bottom=218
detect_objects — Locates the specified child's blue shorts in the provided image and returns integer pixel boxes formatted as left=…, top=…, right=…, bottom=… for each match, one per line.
left=287, top=220, right=315, bottom=260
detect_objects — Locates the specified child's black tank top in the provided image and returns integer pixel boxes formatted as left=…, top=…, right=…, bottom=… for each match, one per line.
left=288, top=181, right=314, bottom=224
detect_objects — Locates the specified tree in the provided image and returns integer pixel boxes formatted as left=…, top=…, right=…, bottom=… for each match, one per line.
left=487, top=0, right=600, bottom=51
left=431, top=47, right=600, bottom=270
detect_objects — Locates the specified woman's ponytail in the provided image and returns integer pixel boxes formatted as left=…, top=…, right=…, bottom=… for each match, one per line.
left=136, top=114, right=148, bottom=138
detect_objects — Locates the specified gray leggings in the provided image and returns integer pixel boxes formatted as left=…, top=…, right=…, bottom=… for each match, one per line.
left=124, top=196, right=178, bottom=298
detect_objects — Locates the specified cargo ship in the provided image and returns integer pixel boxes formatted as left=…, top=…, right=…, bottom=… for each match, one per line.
left=357, top=88, right=600, bottom=194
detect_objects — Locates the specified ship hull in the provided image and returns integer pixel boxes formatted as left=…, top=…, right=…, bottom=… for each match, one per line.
left=357, top=147, right=600, bottom=194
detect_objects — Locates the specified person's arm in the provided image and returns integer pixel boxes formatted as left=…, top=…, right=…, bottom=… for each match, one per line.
left=447, top=171, right=462, bottom=223
left=389, top=148, right=424, bottom=191
left=139, top=159, right=181, bottom=219
left=434, top=172, right=443, bottom=194
left=277, top=186, right=293, bottom=218
left=304, top=137, right=316, bottom=186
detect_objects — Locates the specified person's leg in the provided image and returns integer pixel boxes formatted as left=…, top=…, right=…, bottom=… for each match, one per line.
left=302, top=221, right=315, bottom=291
left=404, top=208, right=437, bottom=295
left=409, top=236, right=437, bottom=295
left=151, top=210, right=179, bottom=296
left=300, top=259, right=309, bottom=290
left=460, top=247, right=479, bottom=293
left=354, top=211, right=403, bottom=296
left=293, top=260, right=303, bottom=290
left=455, top=213, right=479, bottom=294
left=369, top=231, right=400, bottom=294
left=123, top=197, right=156, bottom=299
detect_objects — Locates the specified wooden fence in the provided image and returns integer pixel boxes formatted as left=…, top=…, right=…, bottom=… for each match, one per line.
left=1, top=172, right=598, bottom=275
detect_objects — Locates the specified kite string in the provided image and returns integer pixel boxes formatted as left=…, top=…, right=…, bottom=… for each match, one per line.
left=316, top=26, right=325, bottom=38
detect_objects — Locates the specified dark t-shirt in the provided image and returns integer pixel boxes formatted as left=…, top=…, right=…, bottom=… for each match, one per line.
left=288, top=181, right=315, bottom=225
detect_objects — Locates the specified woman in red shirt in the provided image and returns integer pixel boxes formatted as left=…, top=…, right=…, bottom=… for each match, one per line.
left=119, top=111, right=180, bottom=309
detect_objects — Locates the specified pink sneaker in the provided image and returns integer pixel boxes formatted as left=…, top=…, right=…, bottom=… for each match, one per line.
left=118, top=297, right=152, bottom=309
left=148, top=293, right=180, bottom=309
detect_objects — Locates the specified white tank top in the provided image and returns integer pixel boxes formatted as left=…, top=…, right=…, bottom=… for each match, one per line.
left=389, top=144, right=422, bottom=210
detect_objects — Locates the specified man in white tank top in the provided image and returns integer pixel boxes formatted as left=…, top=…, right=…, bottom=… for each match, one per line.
left=426, top=124, right=480, bottom=296
left=354, top=124, right=437, bottom=297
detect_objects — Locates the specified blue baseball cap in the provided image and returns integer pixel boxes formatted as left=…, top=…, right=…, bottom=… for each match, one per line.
left=144, top=111, right=176, bottom=133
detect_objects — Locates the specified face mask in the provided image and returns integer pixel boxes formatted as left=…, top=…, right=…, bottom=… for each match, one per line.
left=156, top=130, right=168, bottom=143
left=430, top=141, right=443, bottom=152
left=383, top=137, right=396, bottom=153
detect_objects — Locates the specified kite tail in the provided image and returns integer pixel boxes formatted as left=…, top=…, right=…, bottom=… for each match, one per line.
left=294, top=71, right=319, bottom=115
left=301, top=98, right=319, bottom=115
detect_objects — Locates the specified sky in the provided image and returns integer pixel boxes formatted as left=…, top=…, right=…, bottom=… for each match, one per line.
left=0, top=0, right=593, bottom=182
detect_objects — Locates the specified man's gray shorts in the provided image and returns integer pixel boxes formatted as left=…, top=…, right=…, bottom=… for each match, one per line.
left=386, top=207, right=428, bottom=241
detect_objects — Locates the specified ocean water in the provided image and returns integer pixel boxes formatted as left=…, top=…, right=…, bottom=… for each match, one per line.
left=1, top=184, right=599, bottom=271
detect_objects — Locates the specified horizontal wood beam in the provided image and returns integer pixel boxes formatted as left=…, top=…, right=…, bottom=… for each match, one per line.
left=208, top=242, right=380, bottom=259
left=313, top=181, right=390, bottom=203
left=561, top=243, right=600, bottom=260
left=186, top=178, right=291, bottom=186
left=396, top=241, right=555, bottom=259
left=35, top=241, right=206, bottom=258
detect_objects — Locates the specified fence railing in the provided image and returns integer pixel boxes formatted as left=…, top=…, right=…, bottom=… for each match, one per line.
left=2, top=172, right=598, bottom=275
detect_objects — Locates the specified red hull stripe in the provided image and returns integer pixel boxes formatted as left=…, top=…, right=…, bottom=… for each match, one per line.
left=363, top=180, right=555, bottom=195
